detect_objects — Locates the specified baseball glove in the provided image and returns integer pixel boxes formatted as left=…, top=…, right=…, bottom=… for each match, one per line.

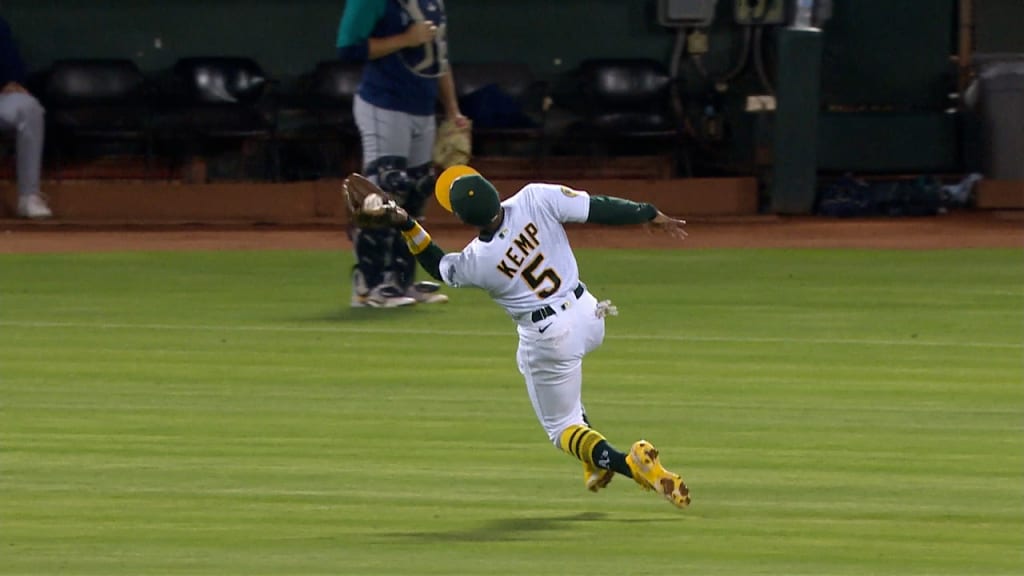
left=343, top=173, right=401, bottom=228
left=432, top=118, right=473, bottom=169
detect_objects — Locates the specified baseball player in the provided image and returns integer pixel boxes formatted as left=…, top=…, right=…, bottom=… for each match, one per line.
left=336, top=0, right=469, bottom=307
left=378, top=165, right=691, bottom=509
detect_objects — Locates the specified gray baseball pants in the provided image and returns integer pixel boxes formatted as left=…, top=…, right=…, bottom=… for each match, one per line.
left=0, top=92, right=45, bottom=198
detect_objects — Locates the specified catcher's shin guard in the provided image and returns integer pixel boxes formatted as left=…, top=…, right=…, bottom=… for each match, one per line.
left=352, top=227, right=395, bottom=289
left=390, top=226, right=417, bottom=289
left=353, top=156, right=410, bottom=290
left=365, top=156, right=412, bottom=204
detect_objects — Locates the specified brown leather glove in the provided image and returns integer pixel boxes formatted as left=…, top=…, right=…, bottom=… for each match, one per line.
left=342, top=173, right=405, bottom=228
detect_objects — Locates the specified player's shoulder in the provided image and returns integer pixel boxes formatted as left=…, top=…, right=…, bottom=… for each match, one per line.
left=509, top=182, right=575, bottom=203
left=525, top=182, right=564, bottom=194
left=349, top=0, right=388, bottom=14
left=461, top=238, right=483, bottom=254
left=459, top=237, right=497, bottom=261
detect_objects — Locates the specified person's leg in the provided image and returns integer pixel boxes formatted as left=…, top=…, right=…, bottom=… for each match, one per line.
left=390, top=161, right=447, bottom=302
left=0, top=92, right=50, bottom=219
left=406, top=112, right=436, bottom=179
left=515, top=310, right=632, bottom=489
left=591, top=291, right=694, bottom=507
left=350, top=96, right=414, bottom=307
left=518, top=291, right=691, bottom=507
left=388, top=113, right=446, bottom=301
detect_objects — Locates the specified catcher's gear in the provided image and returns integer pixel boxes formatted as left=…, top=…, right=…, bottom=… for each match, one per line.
left=343, top=173, right=403, bottom=228
left=432, top=118, right=472, bottom=169
left=365, top=156, right=412, bottom=201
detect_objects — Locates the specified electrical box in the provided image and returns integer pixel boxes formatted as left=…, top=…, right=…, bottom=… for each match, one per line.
left=734, top=0, right=785, bottom=25
left=658, top=0, right=718, bottom=28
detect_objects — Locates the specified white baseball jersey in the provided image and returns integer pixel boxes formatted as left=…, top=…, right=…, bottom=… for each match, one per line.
left=439, top=183, right=590, bottom=318
left=439, top=183, right=609, bottom=445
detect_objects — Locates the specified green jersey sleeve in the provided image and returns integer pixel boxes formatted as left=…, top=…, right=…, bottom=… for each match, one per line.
left=586, top=195, right=658, bottom=225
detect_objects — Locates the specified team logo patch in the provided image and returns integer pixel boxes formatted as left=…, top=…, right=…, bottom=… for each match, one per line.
left=561, top=186, right=581, bottom=198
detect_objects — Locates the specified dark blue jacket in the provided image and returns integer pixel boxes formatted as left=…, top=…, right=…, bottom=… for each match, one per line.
left=336, top=0, right=447, bottom=116
left=0, top=17, right=27, bottom=86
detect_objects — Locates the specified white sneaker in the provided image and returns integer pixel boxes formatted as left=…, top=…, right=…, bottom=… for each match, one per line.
left=353, top=284, right=416, bottom=308
left=17, top=194, right=52, bottom=219
left=351, top=268, right=416, bottom=308
left=406, top=281, right=449, bottom=304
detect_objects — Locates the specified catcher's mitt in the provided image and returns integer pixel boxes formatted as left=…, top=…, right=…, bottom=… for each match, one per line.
left=432, top=118, right=473, bottom=169
left=343, top=173, right=400, bottom=228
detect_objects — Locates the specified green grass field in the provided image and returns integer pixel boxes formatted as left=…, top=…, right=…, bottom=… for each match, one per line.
left=1, top=247, right=1022, bottom=575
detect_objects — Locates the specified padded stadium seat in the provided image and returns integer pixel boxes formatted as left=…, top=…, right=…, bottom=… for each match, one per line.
left=280, top=60, right=363, bottom=179
left=157, top=57, right=279, bottom=180
left=40, top=59, right=154, bottom=177
left=302, top=60, right=362, bottom=133
left=562, top=58, right=690, bottom=173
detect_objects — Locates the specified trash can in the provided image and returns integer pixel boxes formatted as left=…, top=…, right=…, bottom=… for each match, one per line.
left=966, top=54, right=1024, bottom=180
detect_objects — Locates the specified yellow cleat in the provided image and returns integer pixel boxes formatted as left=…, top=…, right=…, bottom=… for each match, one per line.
left=626, top=440, right=691, bottom=508
left=583, top=461, right=614, bottom=492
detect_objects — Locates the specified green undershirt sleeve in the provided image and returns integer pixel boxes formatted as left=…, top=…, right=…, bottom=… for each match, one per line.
left=415, top=243, right=445, bottom=281
left=586, top=195, right=658, bottom=225
left=398, top=216, right=446, bottom=281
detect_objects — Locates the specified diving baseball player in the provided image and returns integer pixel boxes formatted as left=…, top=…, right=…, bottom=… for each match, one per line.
left=377, top=165, right=691, bottom=509
left=336, top=0, right=468, bottom=307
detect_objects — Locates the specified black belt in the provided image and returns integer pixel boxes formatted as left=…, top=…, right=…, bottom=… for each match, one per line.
left=531, top=284, right=585, bottom=323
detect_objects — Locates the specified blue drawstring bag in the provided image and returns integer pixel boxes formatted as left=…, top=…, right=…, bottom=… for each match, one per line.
left=459, top=84, right=535, bottom=129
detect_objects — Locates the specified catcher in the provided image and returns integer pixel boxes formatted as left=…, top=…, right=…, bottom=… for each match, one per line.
left=342, top=167, right=692, bottom=509
left=336, top=0, right=470, bottom=308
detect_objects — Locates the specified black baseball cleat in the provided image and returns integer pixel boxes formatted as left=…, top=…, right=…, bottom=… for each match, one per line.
left=406, top=281, right=449, bottom=304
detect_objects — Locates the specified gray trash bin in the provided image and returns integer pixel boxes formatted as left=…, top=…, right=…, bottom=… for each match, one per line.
left=966, top=54, right=1024, bottom=180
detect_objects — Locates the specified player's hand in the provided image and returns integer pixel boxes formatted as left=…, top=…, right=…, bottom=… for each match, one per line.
left=448, top=113, right=471, bottom=130
left=403, top=22, right=438, bottom=47
left=645, top=211, right=688, bottom=240
left=388, top=205, right=411, bottom=228
left=1, top=82, right=28, bottom=94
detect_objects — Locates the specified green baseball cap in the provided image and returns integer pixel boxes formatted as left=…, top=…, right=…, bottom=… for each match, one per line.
left=450, top=174, right=501, bottom=227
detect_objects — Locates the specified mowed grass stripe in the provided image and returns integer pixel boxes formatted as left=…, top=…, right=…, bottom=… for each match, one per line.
left=1, top=248, right=1022, bottom=575
left=1, top=319, right=1020, bottom=349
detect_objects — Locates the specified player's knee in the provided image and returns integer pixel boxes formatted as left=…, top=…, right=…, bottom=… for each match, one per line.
left=365, top=156, right=411, bottom=199
left=8, top=93, right=45, bottom=124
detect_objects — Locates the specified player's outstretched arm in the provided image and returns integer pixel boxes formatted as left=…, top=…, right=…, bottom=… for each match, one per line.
left=587, top=196, right=687, bottom=239
left=391, top=207, right=446, bottom=281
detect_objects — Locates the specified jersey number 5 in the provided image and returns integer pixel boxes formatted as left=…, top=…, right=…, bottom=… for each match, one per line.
left=522, top=253, right=562, bottom=298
